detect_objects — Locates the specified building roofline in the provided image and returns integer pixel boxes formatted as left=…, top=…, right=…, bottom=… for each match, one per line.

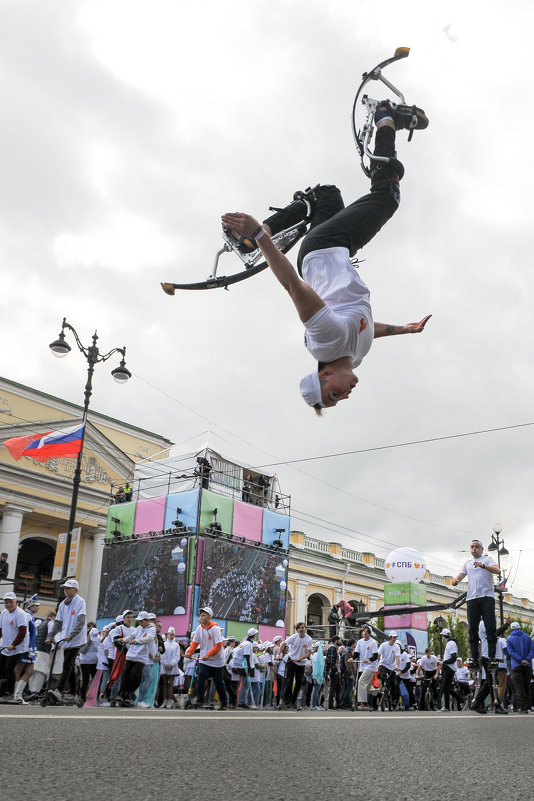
left=0, top=375, right=173, bottom=444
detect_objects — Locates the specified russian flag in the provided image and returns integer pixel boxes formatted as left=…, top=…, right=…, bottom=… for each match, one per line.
left=2, top=423, right=85, bottom=462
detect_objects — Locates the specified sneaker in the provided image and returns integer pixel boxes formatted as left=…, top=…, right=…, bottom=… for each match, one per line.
left=374, top=99, right=429, bottom=131
left=47, top=689, right=62, bottom=703
left=247, top=704, right=258, bottom=710
left=217, top=706, right=228, bottom=711
left=137, top=701, right=150, bottom=708
left=494, top=706, right=508, bottom=715
left=470, top=703, right=487, bottom=715
left=100, top=700, right=111, bottom=707
left=439, top=707, right=450, bottom=713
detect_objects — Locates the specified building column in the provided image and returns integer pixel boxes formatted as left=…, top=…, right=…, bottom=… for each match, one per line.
left=295, top=579, right=308, bottom=625
left=85, top=527, right=106, bottom=621
left=0, top=503, right=33, bottom=592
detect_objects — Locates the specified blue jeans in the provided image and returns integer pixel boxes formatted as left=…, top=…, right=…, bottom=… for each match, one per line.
left=137, top=663, right=153, bottom=703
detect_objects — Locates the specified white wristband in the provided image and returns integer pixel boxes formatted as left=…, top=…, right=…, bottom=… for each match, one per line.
left=255, top=227, right=267, bottom=241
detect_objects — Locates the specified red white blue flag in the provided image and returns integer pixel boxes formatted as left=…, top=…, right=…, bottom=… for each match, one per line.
left=2, top=423, right=85, bottom=462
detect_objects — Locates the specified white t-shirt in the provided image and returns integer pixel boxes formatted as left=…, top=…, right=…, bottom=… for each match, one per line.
left=461, top=555, right=497, bottom=600
left=378, top=641, right=401, bottom=670
left=126, top=624, right=156, bottom=664
left=355, top=637, right=378, bottom=672
left=443, top=639, right=458, bottom=671
left=230, top=639, right=253, bottom=670
left=0, top=607, right=29, bottom=655
left=302, top=247, right=374, bottom=367
left=456, top=665, right=469, bottom=682
left=419, top=655, right=438, bottom=672
left=285, top=632, right=313, bottom=662
left=56, top=594, right=87, bottom=649
left=398, top=651, right=412, bottom=678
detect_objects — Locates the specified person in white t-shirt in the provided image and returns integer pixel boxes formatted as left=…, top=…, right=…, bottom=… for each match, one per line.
left=278, top=622, right=313, bottom=709
left=0, top=592, right=29, bottom=698
left=378, top=631, right=401, bottom=704
left=452, top=539, right=501, bottom=665
left=46, top=579, right=87, bottom=701
left=417, top=648, right=439, bottom=710
left=185, top=606, right=228, bottom=710
left=439, top=629, right=463, bottom=712
left=222, top=102, right=430, bottom=414
left=355, top=625, right=379, bottom=710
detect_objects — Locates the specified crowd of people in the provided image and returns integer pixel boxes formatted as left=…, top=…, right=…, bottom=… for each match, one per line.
left=3, top=589, right=533, bottom=714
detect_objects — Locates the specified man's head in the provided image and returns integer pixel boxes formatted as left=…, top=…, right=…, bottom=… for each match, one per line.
left=300, top=363, right=358, bottom=412
left=330, top=635, right=341, bottom=645
left=388, top=630, right=398, bottom=643
left=470, top=540, right=484, bottom=559
left=122, top=610, right=134, bottom=626
left=362, top=625, right=371, bottom=640
left=3, top=591, right=17, bottom=610
left=510, top=621, right=521, bottom=630
left=440, top=628, right=451, bottom=639
left=136, top=611, right=150, bottom=627
left=199, top=606, right=213, bottom=626
left=247, top=627, right=258, bottom=641
left=167, top=627, right=175, bottom=639
left=0, top=552, right=7, bottom=562
left=295, top=622, right=307, bottom=638
left=61, top=579, right=79, bottom=599
left=424, top=647, right=432, bottom=657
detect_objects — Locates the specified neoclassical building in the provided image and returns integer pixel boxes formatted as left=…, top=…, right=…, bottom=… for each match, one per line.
left=0, top=376, right=172, bottom=618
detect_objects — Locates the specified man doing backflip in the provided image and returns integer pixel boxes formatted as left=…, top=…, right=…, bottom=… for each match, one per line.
left=222, top=100, right=430, bottom=413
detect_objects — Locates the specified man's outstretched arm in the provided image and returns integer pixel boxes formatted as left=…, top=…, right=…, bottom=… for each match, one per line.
left=373, top=315, right=432, bottom=338
left=221, top=213, right=324, bottom=323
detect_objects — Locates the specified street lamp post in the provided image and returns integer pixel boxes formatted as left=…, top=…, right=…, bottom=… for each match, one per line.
left=487, top=522, right=509, bottom=625
left=49, top=318, right=131, bottom=586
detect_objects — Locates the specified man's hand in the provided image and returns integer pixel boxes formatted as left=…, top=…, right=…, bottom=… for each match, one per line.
left=402, top=315, right=432, bottom=334
left=221, top=212, right=261, bottom=239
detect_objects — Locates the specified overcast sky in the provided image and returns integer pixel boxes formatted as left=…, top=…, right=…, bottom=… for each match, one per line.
left=2, top=0, right=534, bottom=599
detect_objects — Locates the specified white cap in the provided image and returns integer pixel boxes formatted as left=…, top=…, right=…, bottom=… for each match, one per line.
left=510, top=621, right=521, bottom=629
left=199, top=606, right=213, bottom=616
left=61, top=579, right=79, bottom=589
left=3, top=592, right=16, bottom=600
left=272, top=635, right=282, bottom=643
left=137, top=611, right=150, bottom=620
left=441, top=628, right=451, bottom=637
left=167, top=627, right=175, bottom=634
left=388, top=630, right=398, bottom=638
left=300, top=372, right=323, bottom=408
left=247, top=627, right=258, bottom=637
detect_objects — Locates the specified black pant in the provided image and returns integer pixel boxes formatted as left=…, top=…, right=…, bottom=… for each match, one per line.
left=512, top=665, right=532, bottom=712
left=119, top=660, right=144, bottom=698
left=467, top=596, right=497, bottom=659
left=80, top=663, right=97, bottom=702
left=57, top=647, right=80, bottom=693
left=442, top=666, right=462, bottom=710
left=196, top=663, right=228, bottom=707
left=401, top=677, right=415, bottom=707
left=283, top=660, right=305, bottom=705
left=264, top=126, right=401, bottom=276
left=0, top=652, right=20, bottom=695
left=328, top=671, right=342, bottom=708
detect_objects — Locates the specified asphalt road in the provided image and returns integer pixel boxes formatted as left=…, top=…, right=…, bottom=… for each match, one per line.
left=1, top=707, right=531, bottom=801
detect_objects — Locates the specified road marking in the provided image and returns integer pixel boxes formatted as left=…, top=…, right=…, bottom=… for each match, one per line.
left=0, top=712, right=518, bottom=721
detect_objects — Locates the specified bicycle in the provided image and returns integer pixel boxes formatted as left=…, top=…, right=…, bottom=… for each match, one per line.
left=379, top=671, right=398, bottom=712
left=419, top=675, right=437, bottom=711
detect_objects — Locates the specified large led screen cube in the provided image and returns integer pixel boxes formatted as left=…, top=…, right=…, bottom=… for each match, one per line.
left=199, top=538, right=287, bottom=626
left=97, top=536, right=189, bottom=618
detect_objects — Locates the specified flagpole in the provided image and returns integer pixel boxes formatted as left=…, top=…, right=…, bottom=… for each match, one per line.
left=49, top=319, right=131, bottom=592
